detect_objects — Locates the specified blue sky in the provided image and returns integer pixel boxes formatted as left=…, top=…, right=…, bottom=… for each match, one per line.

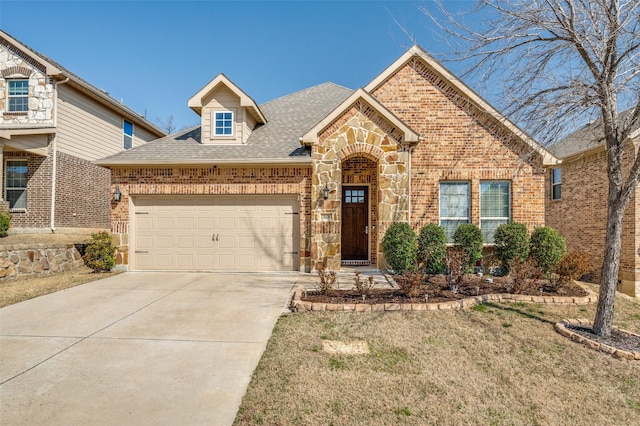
left=0, top=1, right=476, bottom=132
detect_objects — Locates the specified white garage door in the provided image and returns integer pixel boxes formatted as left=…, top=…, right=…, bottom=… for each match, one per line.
left=132, top=196, right=299, bottom=271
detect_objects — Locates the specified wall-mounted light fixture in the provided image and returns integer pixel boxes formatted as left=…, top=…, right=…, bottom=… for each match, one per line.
left=322, top=184, right=330, bottom=200
left=113, top=186, right=122, bottom=202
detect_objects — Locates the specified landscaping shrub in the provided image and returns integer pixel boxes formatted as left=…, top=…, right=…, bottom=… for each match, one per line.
left=353, top=272, right=375, bottom=297
left=529, top=226, right=567, bottom=276
left=0, top=210, right=10, bottom=237
left=395, top=272, right=425, bottom=298
left=316, top=264, right=337, bottom=295
left=493, top=222, right=529, bottom=273
left=508, top=257, right=542, bottom=294
left=417, top=224, right=446, bottom=275
left=452, top=223, right=483, bottom=272
left=83, top=231, right=116, bottom=272
left=382, top=222, right=417, bottom=274
left=444, top=248, right=466, bottom=293
left=555, top=250, right=593, bottom=289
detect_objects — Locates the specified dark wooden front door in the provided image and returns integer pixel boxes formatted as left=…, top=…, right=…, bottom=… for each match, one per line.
left=341, top=186, right=368, bottom=260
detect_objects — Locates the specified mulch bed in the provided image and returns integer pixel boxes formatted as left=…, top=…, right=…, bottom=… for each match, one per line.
left=567, top=325, right=640, bottom=354
left=302, top=274, right=588, bottom=304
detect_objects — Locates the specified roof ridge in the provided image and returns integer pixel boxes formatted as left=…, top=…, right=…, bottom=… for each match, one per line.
left=260, top=82, right=353, bottom=107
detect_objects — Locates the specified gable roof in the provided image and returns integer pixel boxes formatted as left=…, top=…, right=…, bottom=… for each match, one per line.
left=365, top=45, right=558, bottom=166
left=301, top=88, right=420, bottom=145
left=96, top=82, right=353, bottom=166
left=0, top=30, right=165, bottom=138
left=549, top=108, right=640, bottom=159
left=188, top=73, right=267, bottom=124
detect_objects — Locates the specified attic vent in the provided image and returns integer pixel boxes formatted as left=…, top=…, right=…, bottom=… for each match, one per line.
left=0, top=36, right=47, bottom=74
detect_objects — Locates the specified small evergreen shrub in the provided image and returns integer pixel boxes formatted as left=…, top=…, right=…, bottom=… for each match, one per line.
left=382, top=222, right=417, bottom=274
left=529, top=226, right=567, bottom=276
left=83, top=231, right=116, bottom=272
left=452, top=223, right=483, bottom=272
left=0, top=210, right=10, bottom=237
left=494, top=222, right=530, bottom=273
left=417, top=224, right=446, bottom=275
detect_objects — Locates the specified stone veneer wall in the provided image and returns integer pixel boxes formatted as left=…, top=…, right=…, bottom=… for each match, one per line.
left=370, top=58, right=547, bottom=234
left=0, top=38, right=54, bottom=125
left=311, top=103, right=409, bottom=270
left=0, top=243, right=84, bottom=280
left=5, top=150, right=112, bottom=229
left=110, top=166, right=311, bottom=271
left=545, top=140, right=639, bottom=298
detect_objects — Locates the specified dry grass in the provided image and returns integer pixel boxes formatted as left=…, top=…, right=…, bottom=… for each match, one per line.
left=0, top=266, right=120, bottom=307
left=235, top=286, right=640, bottom=425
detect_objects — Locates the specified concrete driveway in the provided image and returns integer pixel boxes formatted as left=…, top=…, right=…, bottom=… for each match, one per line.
left=0, top=272, right=314, bottom=425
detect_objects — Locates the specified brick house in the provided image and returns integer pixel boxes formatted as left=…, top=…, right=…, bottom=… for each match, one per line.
left=96, top=46, right=557, bottom=272
left=0, top=30, right=164, bottom=233
left=546, top=113, right=639, bottom=297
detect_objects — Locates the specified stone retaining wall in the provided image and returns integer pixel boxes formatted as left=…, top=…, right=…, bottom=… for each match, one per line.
left=0, top=243, right=84, bottom=280
left=555, top=319, right=640, bottom=361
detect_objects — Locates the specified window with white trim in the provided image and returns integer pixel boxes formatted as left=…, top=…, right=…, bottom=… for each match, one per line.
left=480, top=181, right=511, bottom=243
left=214, top=111, right=233, bottom=136
left=551, top=168, right=561, bottom=200
left=8, top=79, right=29, bottom=112
left=123, top=119, right=133, bottom=150
left=440, top=182, right=470, bottom=242
left=6, top=159, right=27, bottom=210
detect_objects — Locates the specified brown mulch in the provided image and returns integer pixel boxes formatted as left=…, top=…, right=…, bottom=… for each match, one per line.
left=567, top=325, right=640, bottom=354
left=302, top=274, right=588, bottom=304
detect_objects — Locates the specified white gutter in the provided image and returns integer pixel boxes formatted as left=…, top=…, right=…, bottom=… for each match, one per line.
left=50, top=77, right=69, bottom=233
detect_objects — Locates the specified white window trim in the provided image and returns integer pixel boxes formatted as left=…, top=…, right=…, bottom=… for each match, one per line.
left=212, top=110, right=235, bottom=138
left=551, top=167, right=561, bottom=200
left=123, top=119, right=134, bottom=150
left=439, top=181, right=471, bottom=242
left=479, top=180, right=511, bottom=244
left=5, top=158, right=27, bottom=211
left=7, top=79, right=29, bottom=113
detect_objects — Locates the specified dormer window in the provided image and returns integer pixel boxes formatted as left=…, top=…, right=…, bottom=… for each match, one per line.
left=214, top=111, right=233, bottom=136
left=8, top=79, right=29, bottom=112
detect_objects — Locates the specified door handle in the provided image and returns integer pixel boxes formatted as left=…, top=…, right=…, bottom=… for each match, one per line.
left=364, top=226, right=368, bottom=235
left=212, top=234, right=219, bottom=241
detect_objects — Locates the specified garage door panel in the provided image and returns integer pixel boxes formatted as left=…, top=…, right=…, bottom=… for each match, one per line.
left=133, top=196, right=299, bottom=271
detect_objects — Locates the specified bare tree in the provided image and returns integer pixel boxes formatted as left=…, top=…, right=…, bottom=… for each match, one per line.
left=421, top=0, right=639, bottom=336
left=156, top=114, right=176, bottom=134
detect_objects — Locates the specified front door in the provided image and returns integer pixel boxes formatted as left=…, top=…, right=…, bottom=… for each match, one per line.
left=341, top=186, right=368, bottom=261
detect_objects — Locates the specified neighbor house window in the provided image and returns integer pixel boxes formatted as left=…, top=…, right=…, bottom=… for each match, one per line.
left=123, top=119, right=133, bottom=150
left=480, top=181, right=511, bottom=243
left=6, top=159, right=27, bottom=210
left=551, top=168, right=561, bottom=200
left=8, top=80, right=29, bottom=112
left=440, top=182, right=470, bottom=242
left=214, top=111, right=233, bottom=136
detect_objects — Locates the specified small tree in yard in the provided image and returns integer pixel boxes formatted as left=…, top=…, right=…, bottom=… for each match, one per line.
left=382, top=222, right=418, bottom=274
left=418, top=224, right=447, bottom=275
left=494, top=222, right=530, bottom=273
left=420, top=0, right=640, bottom=337
left=83, top=231, right=116, bottom=272
left=453, top=223, right=483, bottom=272
left=530, top=227, right=567, bottom=277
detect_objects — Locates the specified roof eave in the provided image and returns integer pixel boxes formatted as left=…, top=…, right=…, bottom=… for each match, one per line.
left=94, top=157, right=312, bottom=167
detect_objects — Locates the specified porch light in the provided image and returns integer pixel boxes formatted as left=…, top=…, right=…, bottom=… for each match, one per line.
left=322, top=184, right=330, bottom=199
left=113, top=186, right=122, bottom=202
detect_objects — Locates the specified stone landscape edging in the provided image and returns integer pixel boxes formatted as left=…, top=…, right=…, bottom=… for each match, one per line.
left=555, top=319, right=640, bottom=361
left=291, top=281, right=598, bottom=312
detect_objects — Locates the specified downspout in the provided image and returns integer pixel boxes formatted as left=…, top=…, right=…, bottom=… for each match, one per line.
left=50, top=77, right=70, bottom=233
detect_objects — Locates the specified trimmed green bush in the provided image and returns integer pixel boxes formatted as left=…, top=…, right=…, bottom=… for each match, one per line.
left=452, top=223, right=483, bottom=272
left=0, top=210, right=10, bottom=237
left=529, top=226, right=567, bottom=276
left=382, top=222, right=417, bottom=274
left=417, top=224, right=446, bottom=274
left=83, top=231, right=116, bottom=272
left=494, top=222, right=530, bottom=273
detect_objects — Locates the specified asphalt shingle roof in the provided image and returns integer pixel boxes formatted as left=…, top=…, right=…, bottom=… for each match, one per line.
left=549, top=109, right=639, bottom=159
left=97, top=82, right=354, bottom=164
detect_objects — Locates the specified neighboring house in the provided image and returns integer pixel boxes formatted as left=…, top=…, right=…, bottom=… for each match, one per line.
left=96, top=45, right=557, bottom=272
left=546, top=112, right=639, bottom=298
left=0, top=30, right=165, bottom=233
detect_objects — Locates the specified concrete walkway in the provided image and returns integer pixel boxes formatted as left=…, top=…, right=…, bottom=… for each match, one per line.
left=0, top=272, right=315, bottom=426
